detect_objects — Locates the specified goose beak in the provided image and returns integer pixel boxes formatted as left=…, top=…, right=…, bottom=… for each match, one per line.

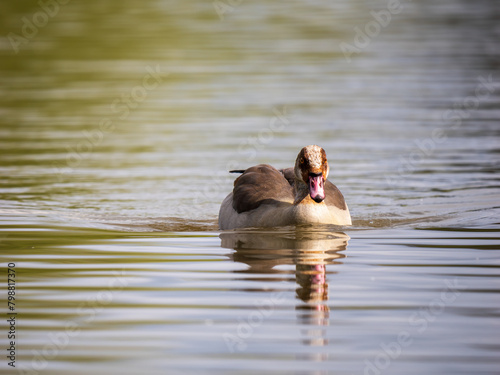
left=309, top=173, right=325, bottom=203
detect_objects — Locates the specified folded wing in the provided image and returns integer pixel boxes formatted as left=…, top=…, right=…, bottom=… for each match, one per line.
left=232, top=164, right=294, bottom=214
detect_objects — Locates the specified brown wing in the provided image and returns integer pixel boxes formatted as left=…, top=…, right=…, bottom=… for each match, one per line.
left=232, top=164, right=294, bottom=214
left=279, top=167, right=295, bottom=186
left=324, top=180, right=347, bottom=210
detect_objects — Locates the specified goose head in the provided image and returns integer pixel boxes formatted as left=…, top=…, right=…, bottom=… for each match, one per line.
left=294, top=145, right=330, bottom=203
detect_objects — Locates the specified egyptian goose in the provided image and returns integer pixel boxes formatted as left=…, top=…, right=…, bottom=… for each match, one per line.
left=218, top=145, right=351, bottom=229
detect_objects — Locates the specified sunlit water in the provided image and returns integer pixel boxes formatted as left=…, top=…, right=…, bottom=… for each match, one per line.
left=1, top=0, right=499, bottom=374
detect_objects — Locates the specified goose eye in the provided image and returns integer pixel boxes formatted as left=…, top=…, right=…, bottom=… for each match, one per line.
left=300, top=158, right=305, bottom=165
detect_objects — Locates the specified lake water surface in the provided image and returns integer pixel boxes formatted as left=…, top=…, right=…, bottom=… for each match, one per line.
left=1, top=0, right=499, bottom=374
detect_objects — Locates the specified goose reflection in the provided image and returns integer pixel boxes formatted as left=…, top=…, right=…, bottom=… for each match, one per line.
left=220, top=227, right=349, bottom=350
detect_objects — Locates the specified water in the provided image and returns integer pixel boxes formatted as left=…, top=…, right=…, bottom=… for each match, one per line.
left=1, top=0, right=499, bottom=374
